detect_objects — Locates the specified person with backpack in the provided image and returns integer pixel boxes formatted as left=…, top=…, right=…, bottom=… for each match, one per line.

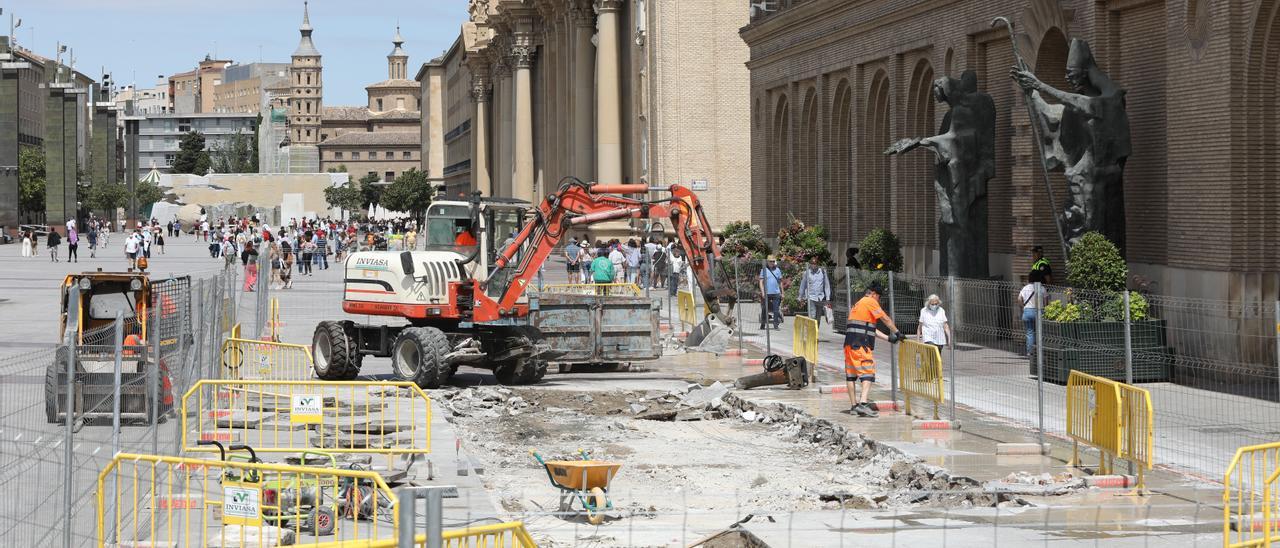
left=47, top=229, right=62, bottom=262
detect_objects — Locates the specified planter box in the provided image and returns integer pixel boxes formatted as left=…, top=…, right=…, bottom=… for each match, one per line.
left=1033, top=319, right=1172, bottom=384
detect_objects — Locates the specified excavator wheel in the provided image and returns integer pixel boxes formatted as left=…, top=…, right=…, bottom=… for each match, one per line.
left=312, top=321, right=361, bottom=380
left=392, top=327, right=449, bottom=389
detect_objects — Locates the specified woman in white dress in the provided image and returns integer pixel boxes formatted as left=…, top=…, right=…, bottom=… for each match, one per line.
left=20, top=231, right=32, bottom=257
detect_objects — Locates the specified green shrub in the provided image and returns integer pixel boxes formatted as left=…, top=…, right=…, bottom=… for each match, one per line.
left=1043, top=299, right=1083, bottom=322
left=857, top=228, right=903, bottom=272
left=720, top=221, right=771, bottom=259
left=1097, top=290, right=1149, bottom=322
left=775, top=219, right=831, bottom=313
left=1066, top=232, right=1127, bottom=292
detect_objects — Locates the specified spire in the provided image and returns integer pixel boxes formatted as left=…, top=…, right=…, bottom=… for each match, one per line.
left=294, top=1, right=319, bottom=57
left=388, top=26, right=407, bottom=58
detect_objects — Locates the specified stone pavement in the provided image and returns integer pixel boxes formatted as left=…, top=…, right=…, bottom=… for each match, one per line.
left=720, top=300, right=1279, bottom=483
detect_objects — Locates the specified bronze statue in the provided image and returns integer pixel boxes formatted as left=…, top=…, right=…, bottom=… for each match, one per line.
left=1010, top=38, right=1130, bottom=251
left=886, top=70, right=995, bottom=278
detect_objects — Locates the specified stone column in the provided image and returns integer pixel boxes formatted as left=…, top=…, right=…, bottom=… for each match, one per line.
left=494, top=61, right=513, bottom=197
left=595, top=0, right=623, bottom=184
left=470, top=66, right=492, bottom=196
left=571, top=2, right=595, bottom=181
left=511, top=37, right=537, bottom=202
left=0, top=38, right=24, bottom=233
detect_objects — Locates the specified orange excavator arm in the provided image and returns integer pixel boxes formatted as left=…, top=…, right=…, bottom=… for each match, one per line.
left=483, top=178, right=733, bottom=325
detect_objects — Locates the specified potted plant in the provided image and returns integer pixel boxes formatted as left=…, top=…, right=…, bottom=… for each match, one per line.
left=716, top=221, right=771, bottom=303
left=1035, top=233, right=1172, bottom=383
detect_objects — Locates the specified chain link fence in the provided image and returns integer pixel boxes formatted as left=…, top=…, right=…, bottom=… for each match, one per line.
left=0, top=270, right=239, bottom=547
left=717, top=259, right=1280, bottom=480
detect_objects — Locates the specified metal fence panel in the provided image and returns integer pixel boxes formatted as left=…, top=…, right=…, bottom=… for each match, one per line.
left=898, top=340, right=945, bottom=420
left=182, top=380, right=432, bottom=455
left=221, top=338, right=315, bottom=381
left=95, top=452, right=398, bottom=547
left=1224, top=443, right=1280, bottom=547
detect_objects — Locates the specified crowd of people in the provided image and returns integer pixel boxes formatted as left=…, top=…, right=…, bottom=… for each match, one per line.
left=563, top=236, right=690, bottom=297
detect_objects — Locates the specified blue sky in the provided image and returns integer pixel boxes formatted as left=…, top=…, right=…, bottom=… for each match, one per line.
left=9, top=0, right=469, bottom=105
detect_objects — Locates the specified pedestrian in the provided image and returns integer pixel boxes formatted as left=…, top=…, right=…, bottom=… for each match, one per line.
left=300, top=234, right=316, bottom=276
left=314, top=231, right=329, bottom=270
left=668, top=247, right=686, bottom=297
left=608, top=243, right=625, bottom=283
left=1029, top=246, right=1054, bottom=285
left=242, top=241, right=259, bottom=292
left=758, top=256, right=783, bottom=330
left=652, top=240, right=668, bottom=289
left=87, top=224, right=98, bottom=258
left=624, top=239, right=641, bottom=284
left=47, top=229, right=62, bottom=262
left=1018, top=278, right=1047, bottom=357
left=222, top=238, right=236, bottom=271
left=20, top=230, right=31, bottom=257
left=125, top=230, right=140, bottom=269
left=797, top=256, right=832, bottom=325
left=589, top=249, right=615, bottom=284
left=916, top=294, right=952, bottom=354
left=564, top=238, right=583, bottom=284
left=67, top=224, right=79, bottom=263
left=156, top=229, right=165, bottom=254
left=844, top=281, right=904, bottom=417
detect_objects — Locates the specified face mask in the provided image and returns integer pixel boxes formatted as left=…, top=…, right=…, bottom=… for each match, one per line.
left=928, top=304, right=939, bottom=311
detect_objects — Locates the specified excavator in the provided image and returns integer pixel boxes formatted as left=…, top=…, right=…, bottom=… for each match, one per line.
left=311, top=178, right=735, bottom=387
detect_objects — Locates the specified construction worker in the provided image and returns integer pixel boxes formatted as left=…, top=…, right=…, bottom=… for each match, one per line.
left=1029, top=246, right=1053, bottom=285
left=844, top=281, right=903, bottom=417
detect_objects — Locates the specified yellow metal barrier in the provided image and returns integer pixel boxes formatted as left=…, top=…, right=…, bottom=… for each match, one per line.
left=268, top=297, right=282, bottom=342
left=222, top=337, right=315, bottom=381
left=95, top=452, right=399, bottom=548
left=542, top=282, right=643, bottom=296
left=182, top=380, right=432, bottom=455
left=1066, top=370, right=1154, bottom=488
left=230, top=322, right=241, bottom=340
left=345, top=521, right=538, bottom=547
left=677, top=290, right=697, bottom=329
left=1224, top=442, right=1280, bottom=547
left=897, top=340, right=944, bottom=419
left=792, top=315, right=819, bottom=364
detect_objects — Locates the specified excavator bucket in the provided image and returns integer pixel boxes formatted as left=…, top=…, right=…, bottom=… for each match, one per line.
left=685, top=313, right=734, bottom=354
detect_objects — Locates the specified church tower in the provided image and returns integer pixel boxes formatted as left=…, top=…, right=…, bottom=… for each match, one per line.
left=289, top=1, right=323, bottom=146
left=387, top=27, right=408, bottom=81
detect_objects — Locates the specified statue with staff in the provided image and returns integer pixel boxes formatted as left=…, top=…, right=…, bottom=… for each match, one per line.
left=998, top=16, right=1131, bottom=253
left=885, top=70, right=995, bottom=278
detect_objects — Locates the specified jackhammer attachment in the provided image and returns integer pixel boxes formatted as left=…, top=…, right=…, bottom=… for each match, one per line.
left=685, top=313, right=734, bottom=354
left=735, top=355, right=809, bottom=390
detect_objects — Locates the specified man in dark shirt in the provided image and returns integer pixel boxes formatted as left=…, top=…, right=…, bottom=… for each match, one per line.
left=1029, top=246, right=1053, bottom=284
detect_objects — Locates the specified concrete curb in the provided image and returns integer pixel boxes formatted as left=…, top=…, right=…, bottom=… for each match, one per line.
left=1083, top=475, right=1138, bottom=488
left=996, top=443, right=1050, bottom=455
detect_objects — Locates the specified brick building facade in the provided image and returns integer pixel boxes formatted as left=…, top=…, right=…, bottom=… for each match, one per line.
left=741, top=0, right=1270, bottom=302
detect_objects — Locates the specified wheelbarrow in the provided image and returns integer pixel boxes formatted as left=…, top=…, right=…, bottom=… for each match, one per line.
left=531, top=449, right=622, bottom=525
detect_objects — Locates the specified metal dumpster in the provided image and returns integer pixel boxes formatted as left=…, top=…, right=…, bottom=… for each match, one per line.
left=531, top=291, right=662, bottom=369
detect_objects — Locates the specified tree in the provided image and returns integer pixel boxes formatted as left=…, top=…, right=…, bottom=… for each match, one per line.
left=18, top=146, right=45, bottom=221
left=324, top=182, right=363, bottom=213
left=134, top=179, right=165, bottom=218
left=171, top=131, right=211, bottom=175
left=380, top=169, right=435, bottom=216
left=210, top=132, right=255, bottom=174
left=84, top=179, right=128, bottom=213
left=1066, top=232, right=1127, bottom=292
left=358, top=172, right=384, bottom=206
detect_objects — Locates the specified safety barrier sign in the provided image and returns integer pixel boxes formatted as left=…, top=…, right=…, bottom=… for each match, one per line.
left=792, top=315, right=819, bottom=365
left=1066, top=370, right=1154, bottom=488
left=182, top=380, right=432, bottom=455
left=677, top=290, right=698, bottom=329
left=897, top=340, right=944, bottom=420
left=96, top=452, right=398, bottom=547
left=221, top=337, right=315, bottom=381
